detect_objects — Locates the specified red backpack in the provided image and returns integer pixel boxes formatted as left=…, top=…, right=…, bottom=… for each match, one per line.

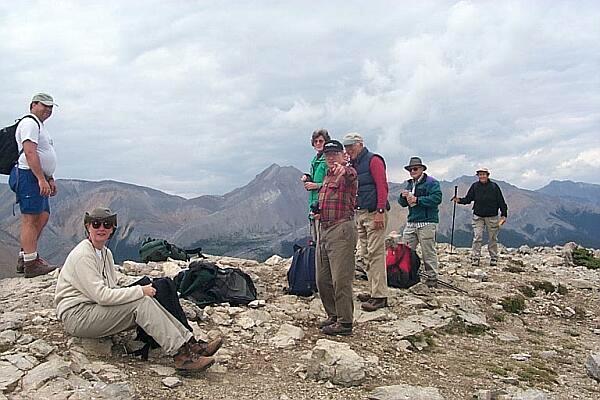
left=386, top=243, right=421, bottom=288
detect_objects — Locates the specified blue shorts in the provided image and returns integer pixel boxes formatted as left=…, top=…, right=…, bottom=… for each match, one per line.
left=8, top=167, right=50, bottom=215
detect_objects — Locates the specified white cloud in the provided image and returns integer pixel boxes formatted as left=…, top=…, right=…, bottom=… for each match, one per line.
left=1, top=1, right=599, bottom=196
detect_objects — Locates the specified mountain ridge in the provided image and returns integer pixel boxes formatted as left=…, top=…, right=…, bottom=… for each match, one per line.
left=1, top=165, right=598, bottom=272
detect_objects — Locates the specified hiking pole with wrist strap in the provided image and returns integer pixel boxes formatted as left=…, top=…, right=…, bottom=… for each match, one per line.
left=450, top=185, right=458, bottom=254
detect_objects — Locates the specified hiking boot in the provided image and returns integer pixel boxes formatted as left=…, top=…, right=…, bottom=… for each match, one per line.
left=490, top=258, right=498, bottom=267
left=189, top=337, right=223, bottom=357
left=24, top=258, right=58, bottom=278
left=318, top=316, right=337, bottom=329
left=361, top=297, right=388, bottom=312
left=16, top=255, right=24, bottom=274
left=321, top=322, right=352, bottom=336
left=357, top=292, right=371, bottom=302
left=174, top=344, right=215, bottom=373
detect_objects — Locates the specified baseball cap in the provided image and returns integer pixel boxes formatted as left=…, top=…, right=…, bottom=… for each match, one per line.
left=323, top=140, right=344, bottom=154
left=342, top=132, right=363, bottom=146
left=31, top=93, right=58, bottom=107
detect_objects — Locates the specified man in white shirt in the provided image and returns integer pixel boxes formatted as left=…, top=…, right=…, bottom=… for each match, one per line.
left=8, top=93, right=59, bottom=278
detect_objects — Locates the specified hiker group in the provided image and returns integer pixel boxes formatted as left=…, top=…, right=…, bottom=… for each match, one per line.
left=300, top=129, right=508, bottom=336
left=1, top=93, right=508, bottom=372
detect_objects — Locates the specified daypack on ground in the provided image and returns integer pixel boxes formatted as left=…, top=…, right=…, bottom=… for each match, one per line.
left=386, top=243, right=421, bottom=289
left=287, top=244, right=317, bottom=296
left=128, top=276, right=192, bottom=360
left=139, top=237, right=203, bottom=263
left=175, top=260, right=258, bottom=307
left=0, top=116, right=40, bottom=175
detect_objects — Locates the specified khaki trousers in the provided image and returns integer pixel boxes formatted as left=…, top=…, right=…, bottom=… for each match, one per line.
left=316, top=220, right=357, bottom=324
left=472, top=215, right=500, bottom=261
left=355, top=210, right=389, bottom=298
left=61, top=296, right=193, bottom=356
left=402, top=223, right=439, bottom=279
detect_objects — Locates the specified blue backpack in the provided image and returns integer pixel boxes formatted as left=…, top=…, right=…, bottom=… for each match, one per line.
left=287, top=244, right=317, bottom=296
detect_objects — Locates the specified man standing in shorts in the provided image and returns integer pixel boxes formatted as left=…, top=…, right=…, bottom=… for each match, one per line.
left=8, top=93, right=59, bottom=278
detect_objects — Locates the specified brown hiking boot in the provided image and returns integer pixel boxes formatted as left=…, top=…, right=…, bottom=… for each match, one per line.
left=16, top=255, right=24, bottom=274
left=189, top=337, right=223, bottom=357
left=24, top=257, right=58, bottom=278
left=357, top=292, right=371, bottom=302
left=318, top=316, right=337, bottom=329
left=321, top=322, right=353, bottom=336
left=361, top=297, right=388, bottom=312
left=174, top=344, right=215, bottom=373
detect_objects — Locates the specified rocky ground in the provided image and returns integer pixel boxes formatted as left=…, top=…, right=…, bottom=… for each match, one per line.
left=1, top=243, right=600, bottom=400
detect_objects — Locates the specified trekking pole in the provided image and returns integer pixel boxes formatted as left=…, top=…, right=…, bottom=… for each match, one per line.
left=419, top=272, right=469, bottom=295
left=450, top=185, right=458, bottom=254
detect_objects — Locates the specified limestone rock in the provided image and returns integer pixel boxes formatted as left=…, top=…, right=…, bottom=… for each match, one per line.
left=307, top=339, right=366, bottom=386
left=269, top=323, right=304, bottom=348
left=22, top=358, right=71, bottom=391
left=162, top=376, right=182, bottom=388
left=369, top=384, right=445, bottom=399
left=0, top=361, right=24, bottom=392
left=0, top=329, right=19, bottom=350
left=265, top=255, right=285, bottom=265
left=29, top=338, right=57, bottom=358
left=150, top=365, right=177, bottom=376
left=585, top=352, right=600, bottom=381
left=69, top=337, right=113, bottom=356
left=0, top=311, right=26, bottom=331
left=3, top=352, right=39, bottom=371
left=378, top=310, right=452, bottom=337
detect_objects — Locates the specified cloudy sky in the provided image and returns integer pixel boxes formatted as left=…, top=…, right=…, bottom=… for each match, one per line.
left=1, top=1, right=598, bottom=198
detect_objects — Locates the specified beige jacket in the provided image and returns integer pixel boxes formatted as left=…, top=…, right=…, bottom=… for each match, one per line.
left=55, top=239, right=143, bottom=320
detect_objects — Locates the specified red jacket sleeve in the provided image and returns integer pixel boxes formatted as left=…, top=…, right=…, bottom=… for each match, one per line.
left=369, top=156, right=389, bottom=209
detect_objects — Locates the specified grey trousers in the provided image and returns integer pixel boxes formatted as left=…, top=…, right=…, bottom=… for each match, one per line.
left=403, top=223, right=439, bottom=279
left=472, top=215, right=500, bottom=261
left=355, top=210, right=389, bottom=298
left=316, top=220, right=357, bottom=324
left=61, top=296, right=193, bottom=356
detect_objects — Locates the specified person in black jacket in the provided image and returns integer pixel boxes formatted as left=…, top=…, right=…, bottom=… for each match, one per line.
left=452, top=168, right=508, bottom=267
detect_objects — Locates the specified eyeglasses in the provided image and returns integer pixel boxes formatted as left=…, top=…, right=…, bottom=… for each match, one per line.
left=91, top=220, right=114, bottom=229
left=409, top=167, right=422, bottom=172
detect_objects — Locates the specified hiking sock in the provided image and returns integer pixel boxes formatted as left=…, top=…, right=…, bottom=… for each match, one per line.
left=23, top=252, right=38, bottom=262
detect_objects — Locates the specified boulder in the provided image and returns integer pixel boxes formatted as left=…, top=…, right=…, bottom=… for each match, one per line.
left=369, top=384, right=445, bottom=400
left=269, top=323, right=304, bottom=348
left=307, top=339, right=366, bottom=386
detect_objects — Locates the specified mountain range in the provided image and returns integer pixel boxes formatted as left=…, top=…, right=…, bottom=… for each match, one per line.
left=1, top=164, right=599, bottom=270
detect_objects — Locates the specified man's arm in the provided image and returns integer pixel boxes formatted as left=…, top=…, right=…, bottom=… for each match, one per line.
left=496, top=184, right=508, bottom=218
left=369, top=156, right=388, bottom=210
left=457, top=183, right=475, bottom=204
left=22, top=141, right=51, bottom=197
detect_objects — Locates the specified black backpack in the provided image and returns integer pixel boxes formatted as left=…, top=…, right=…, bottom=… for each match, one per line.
left=0, top=116, right=40, bottom=174
left=287, top=244, right=317, bottom=296
left=175, top=260, right=258, bottom=307
left=128, top=276, right=192, bottom=360
left=139, top=237, right=204, bottom=263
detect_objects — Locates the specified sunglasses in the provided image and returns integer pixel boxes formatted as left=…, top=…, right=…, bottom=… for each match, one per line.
left=409, top=167, right=422, bottom=172
left=91, top=220, right=114, bottom=229
left=313, top=139, right=326, bottom=144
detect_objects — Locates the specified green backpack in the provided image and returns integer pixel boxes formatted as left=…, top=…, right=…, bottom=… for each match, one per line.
left=139, top=238, right=202, bottom=263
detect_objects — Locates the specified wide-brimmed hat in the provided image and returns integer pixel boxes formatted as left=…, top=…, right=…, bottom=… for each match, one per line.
left=404, top=157, right=427, bottom=171
left=476, top=167, right=490, bottom=175
left=31, top=93, right=58, bottom=107
left=84, top=207, right=117, bottom=226
left=323, top=139, right=344, bottom=154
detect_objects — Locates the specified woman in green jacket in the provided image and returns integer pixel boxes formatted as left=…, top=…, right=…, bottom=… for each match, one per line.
left=300, top=129, right=330, bottom=244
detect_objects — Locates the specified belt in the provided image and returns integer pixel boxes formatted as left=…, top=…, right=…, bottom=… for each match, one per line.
left=320, top=216, right=353, bottom=230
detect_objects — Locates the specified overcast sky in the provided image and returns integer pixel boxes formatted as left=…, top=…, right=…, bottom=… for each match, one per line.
left=1, top=1, right=598, bottom=198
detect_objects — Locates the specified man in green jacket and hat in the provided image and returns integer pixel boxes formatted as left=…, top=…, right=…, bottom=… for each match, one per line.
left=398, top=157, right=443, bottom=287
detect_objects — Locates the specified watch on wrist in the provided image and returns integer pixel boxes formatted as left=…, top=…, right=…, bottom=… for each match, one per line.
left=377, top=208, right=385, bottom=214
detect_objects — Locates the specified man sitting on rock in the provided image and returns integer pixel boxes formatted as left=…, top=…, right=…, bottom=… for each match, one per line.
left=54, top=207, right=222, bottom=373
